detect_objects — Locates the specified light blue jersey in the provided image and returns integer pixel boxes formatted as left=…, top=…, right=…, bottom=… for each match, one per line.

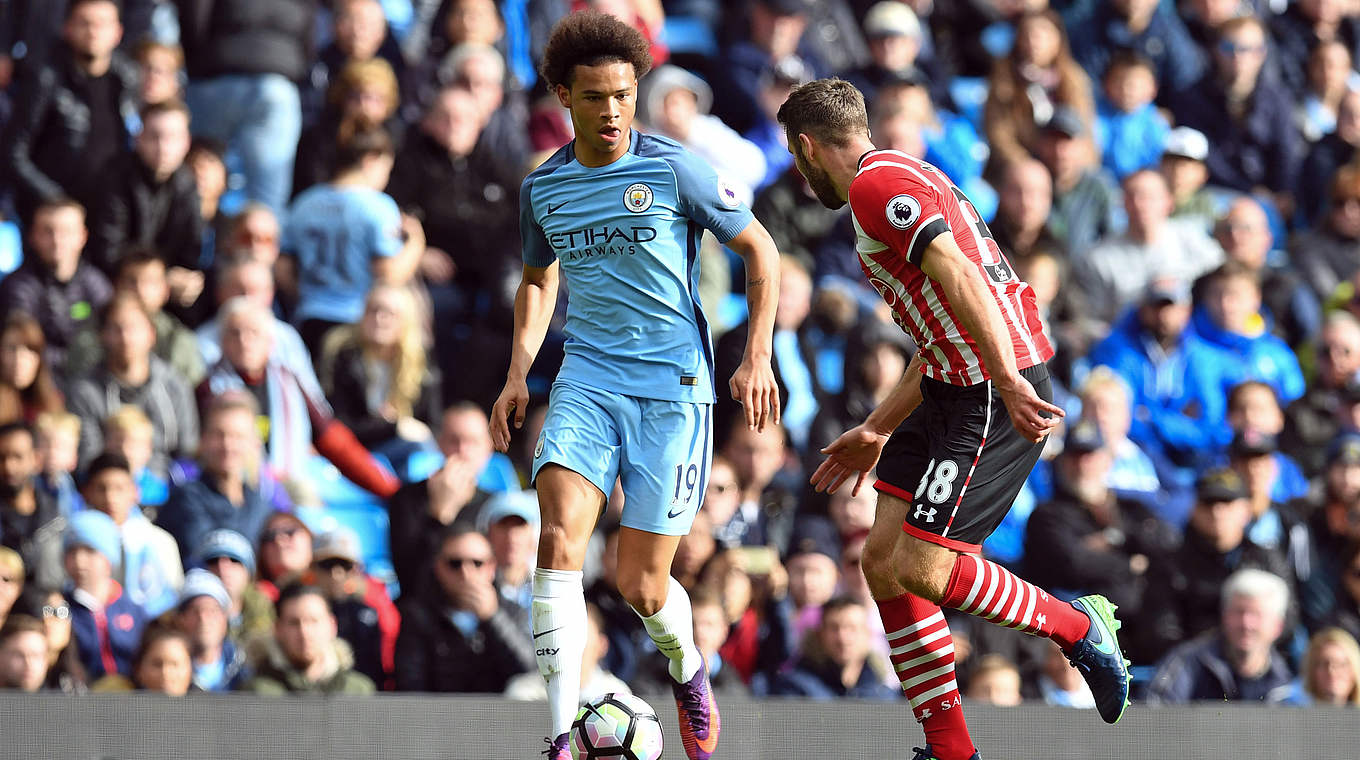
left=283, top=184, right=403, bottom=325
left=521, top=131, right=754, bottom=404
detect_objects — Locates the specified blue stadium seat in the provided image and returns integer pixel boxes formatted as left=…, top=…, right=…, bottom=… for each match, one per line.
left=949, top=77, right=990, bottom=132
left=662, top=16, right=718, bottom=57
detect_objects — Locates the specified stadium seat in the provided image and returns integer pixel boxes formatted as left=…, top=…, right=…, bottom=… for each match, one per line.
left=662, top=16, right=718, bottom=57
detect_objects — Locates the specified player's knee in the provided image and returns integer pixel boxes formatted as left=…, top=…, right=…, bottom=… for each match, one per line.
left=616, top=576, right=665, bottom=617
left=536, top=523, right=580, bottom=570
left=891, top=541, right=953, bottom=603
left=860, top=533, right=896, bottom=590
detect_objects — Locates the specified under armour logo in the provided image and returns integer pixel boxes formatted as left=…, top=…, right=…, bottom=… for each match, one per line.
left=918, top=708, right=932, bottom=721
left=1036, top=613, right=1047, bottom=627
left=913, top=504, right=938, bottom=523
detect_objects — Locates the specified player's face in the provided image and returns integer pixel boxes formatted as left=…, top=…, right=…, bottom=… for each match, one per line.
left=558, top=61, right=637, bottom=164
left=789, top=137, right=845, bottom=210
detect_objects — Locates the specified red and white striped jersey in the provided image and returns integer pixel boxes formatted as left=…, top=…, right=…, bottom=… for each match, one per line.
left=847, top=149, right=1053, bottom=386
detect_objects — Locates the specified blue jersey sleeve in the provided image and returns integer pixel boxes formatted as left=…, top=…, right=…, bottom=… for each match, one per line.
left=669, top=150, right=754, bottom=244
left=519, top=174, right=555, bottom=268
left=371, top=193, right=403, bottom=258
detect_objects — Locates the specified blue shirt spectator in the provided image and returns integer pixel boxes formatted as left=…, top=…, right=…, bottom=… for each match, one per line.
left=1065, top=0, right=1205, bottom=95
left=1192, top=264, right=1306, bottom=405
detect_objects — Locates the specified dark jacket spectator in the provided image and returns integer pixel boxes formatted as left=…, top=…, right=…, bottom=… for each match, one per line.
left=1146, top=631, right=1296, bottom=705
left=293, top=57, right=405, bottom=198
left=766, top=597, right=898, bottom=700
left=160, top=478, right=277, bottom=563
left=1267, top=2, right=1360, bottom=96
left=175, top=0, right=315, bottom=84
left=384, top=462, right=489, bottom=597
left=244, top=634, right=374, bottom=695
left=1290, top=164, right=1360, bottom=302
left=751, top=165, right=847, bottom=276
left=0, top=39, right=138, bottom=223
left=242, top=585, right=375, bottom=695
left=1280, top=313, right=1360, bottom=477
left=1296, top=90, right=1360, bottom=226
left=0, top=424, right=65, bottom=590
left=1066, top=0, right=1206, bottom=95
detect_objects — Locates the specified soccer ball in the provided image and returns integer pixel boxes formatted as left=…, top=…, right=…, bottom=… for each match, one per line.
left=571, top=692, right=664, bottom=760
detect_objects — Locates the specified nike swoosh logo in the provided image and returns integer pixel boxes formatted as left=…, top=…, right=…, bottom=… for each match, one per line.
left=547, top=200, right=569, bottom=214
left=667, top=506, right=687, bottom=519
left=534, top=626, right=561, bottom=640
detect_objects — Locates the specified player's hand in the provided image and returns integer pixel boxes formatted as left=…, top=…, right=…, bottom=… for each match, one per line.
left=994, top=374, right=1064, bottom=443
left=729, top=356, right=780, bottom=432
left=810, top=424, right=890, bottom=496
left=490, top=376, right=529, bottom=453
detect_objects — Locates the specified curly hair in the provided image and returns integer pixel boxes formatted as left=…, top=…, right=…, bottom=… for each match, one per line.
left=540, top=10, right=652, bottom=90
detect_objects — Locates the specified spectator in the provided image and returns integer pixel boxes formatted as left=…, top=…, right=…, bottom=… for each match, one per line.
left=91, top=624, right=194, bottom=695
left=394, top=527, right=534, bottom=692
left=1296, top=39, right=1355, bottom=144
left=1094, top=51, right=1169, bottom=181
left=197, top=298, right=398, bottom=499
left=1136, top=469, right=1294, bottom=664
left=0, top=198, right=112, bottom=369
left=383, top=444, right=493, bottom=595
left=25, top=587, right=88, bottom=693
left=103, top=404, right=170, bottom=510
left=1036, top=107, right=1122, bottom=259
left=716, top=0, right=818, bottom=136
left=984, top=10, right=1095, bottom=173
left=688, top=589, right=746, bottom=694
left=703, top=456, right=754, bottom=549
left=66, top=249, right=206, bottom=386
left=1037, top=641, right=1095, bottom=709
left=303, top=528, right=398, bottom=689
left=437, top=43, right=532, bottom=169
left=672, top=510, right=718, bottom=593
left=1302, top=435, right=1360, bottom=630
left=243, top=583, right=375, bottom=695
left=1075, top=367, right=1162, bottom=509
left=807, top=317, right=912, bottom=474
left=1088, top=279, right=1237, bottom=471
left=63, top=510, right=148, bottom=680
left=1167, top=15, right=1303, bottom=197
left=1162, top=126, right=1216, bottom=231
left=1147, top=568, right=1296, bottom=704
left=1282, top=311, right=1360, bottom=476
left=746, top=55, right=814, bottom=192
left=1225, top=383, right=1310, bottom=506
left=642, top=64, right=766, bottom=207
left=187, top=138, right=229, bottom=273
left=769, top=595, right=897, bottom=700
left=196, top=258, right=314, bottom=381
left=221, top=203, right=282, bottom=266
left=80, top=452, right=182, bottom=617
left=1076, top=169, right=1224, bottom=323
left=1023, top=419, right=1176, bottom=620
left=33, top=412, right=83, bottom=520
left=0, top=548, right=21, bottom=629
left=1268, top=0, right=1360, bottom=97
left=0, top=614, right=49, bottom=692
left=584, top=521, right=651, bottom=685
left=256, top=513, right=314, bottom=602
left=0, top=423, right=64, bottom=590
left=193, top=529, right=273, bottom=643
left=478, top=491, right=538, bottom=620
left=722, top=418, right=798, bottom=554
left=67, top=294, right=200, bottom=471
left=294, top=58, right=404, bottom=199
left=303, top=0, right=406, bottom=129
left=504, top=601, right=630, bottom=702
left=751, top=159, right=845, bottom=279
left=844, top=2, right=929, bottom=106
left=1194, top=262, right=1305, bottom=404
left=160, top=393, right=283, bottom=560
left=177, top=0, right=315, bottom=214
left=1298, top=89, right=1360, bottom=226
left=317, top=284, right=440, bottom=463
left=1297, top=627, right=1360, bottom=706
left=0, top=0, right=136, bottom=224
left=133, top=40, right=183, bottom=108
left=1015, top=250, right=1102, bottom=383
left=966, top=653, right=1024, bottom=706
left=1207, top=197, right=1321, bottom=349
left=1292, top=164, right=1360, bottom=303
left=784, top=517, right=841, bottom=649
left=1067, top=0, right=1206, bottom=95
left=173, top=569, right=248, bottom=692
left=0, top=314, right=64, bottom=426
left=990, top=158, right=1065, bottom=263
left=873, top=75, right=990, bottom=204
left=281, top=128, right=424, bottom=355
left=87, top=100, right=203, bottom=277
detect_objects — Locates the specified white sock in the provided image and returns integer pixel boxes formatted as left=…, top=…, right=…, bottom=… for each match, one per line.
left=532, top=568, right=587, bottom=738
left=636, top=576, right=703, bottom=683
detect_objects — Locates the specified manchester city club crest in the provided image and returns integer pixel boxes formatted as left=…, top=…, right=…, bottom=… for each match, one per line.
left=624, top=182, right=654, bottom=213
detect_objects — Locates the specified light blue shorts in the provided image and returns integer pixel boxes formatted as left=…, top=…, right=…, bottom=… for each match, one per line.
left=531, top=380, right=712, bottom=536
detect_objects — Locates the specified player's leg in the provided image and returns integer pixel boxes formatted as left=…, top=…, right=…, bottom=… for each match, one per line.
left=529, top=384, right=622, bottom=755
left=616, top=397, right=718, bottom=760
left=863, top=492, right=978, bottom=760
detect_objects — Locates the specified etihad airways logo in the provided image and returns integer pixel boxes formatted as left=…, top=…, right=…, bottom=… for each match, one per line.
left=549, top=225, right=657, bottom=260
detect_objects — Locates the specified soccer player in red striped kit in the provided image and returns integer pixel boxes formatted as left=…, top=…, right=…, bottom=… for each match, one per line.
left=778, top=79, right=1131, bottom=760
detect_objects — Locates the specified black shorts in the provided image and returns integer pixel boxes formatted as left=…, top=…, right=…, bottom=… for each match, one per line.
left=874, top=362, right=1053, bottom=553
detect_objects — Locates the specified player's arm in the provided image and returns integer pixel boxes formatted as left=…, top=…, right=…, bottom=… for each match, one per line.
left=724, top=219, right=781, bottom=432
left=919, top=236, right=1062, bottom=442
left=490, top=261, right=560, bottom=452
left=811, top=353, right=924, bottom=496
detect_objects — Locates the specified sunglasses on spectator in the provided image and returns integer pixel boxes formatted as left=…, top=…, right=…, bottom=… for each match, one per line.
left=42, top=604, right=70, bottom=620
left=442, top=556, right=488, bottom=571
left=318, top=558, right=356, bottom=573
left=263, top=526, right=303, bottom=543
left=1218, top=40, right=1265, bottom=56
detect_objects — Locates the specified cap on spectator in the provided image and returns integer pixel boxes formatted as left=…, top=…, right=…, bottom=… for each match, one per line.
left=313, top=527, right=362, bottom=565
left=1196, top=468, right=1249, bottom=503
left=644, top=64, right=713, bottom=120
left=1143, top=278, right=1191, bottom=306
left=194, top=529, right=256, bottom=574
left=1163, top=127, right=1209, bottom=162
left=178, top=568, right=231, bottom=613
left=785, top=516, right=841, bottom=563
left=1063, top=419, right=1105, bottom=455
left=1229, top=430, right=1277, bottom=459
left=1327, top=432, right=1360, bottom=467
left=1040, top=106, right=1085, bottom=139
left=764, top=55, right=815, bottom=89
left=63, top=510, right=121, bottom=567
left=477, top=490, right=541, bottom=534
left=863, top=2, right=922, bottom=39
left=759, top=0, right=807, bottom=16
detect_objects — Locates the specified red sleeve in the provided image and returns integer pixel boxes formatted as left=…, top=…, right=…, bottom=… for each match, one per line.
left=849, top=165, right=952, bottom=267
left=314, top=420, right=400, bottom=499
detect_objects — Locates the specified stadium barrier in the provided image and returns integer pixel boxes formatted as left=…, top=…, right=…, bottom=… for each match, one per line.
left=1, top=693, right=1351, bottom=760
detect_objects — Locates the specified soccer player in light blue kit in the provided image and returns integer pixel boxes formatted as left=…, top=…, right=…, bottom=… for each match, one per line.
left=489, top=12, right=781, bottom=760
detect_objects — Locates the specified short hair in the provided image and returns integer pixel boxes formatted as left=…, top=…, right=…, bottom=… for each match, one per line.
left=540, top=11, right=653, bottom=90
left=83, top=452, right=133, bottom=483
left=1332, top=164, right=1360, bottom=203
left=436, top=524, right=487, bottom=552
left=66, top=0, right=120, bottom=21
left=218, top=296, right=273, bottom=334
left=688, top=588, right=723, bottom=612
left=820, top=594, right=864, bottom=620
left=134, top=39, right=183, bottom=69
left=1221, top=568, right=1289, bottom=621
left=203, top=390, right=261, bottom=427
left=33, top=411, right=80, bottom=441
left=0, top=421, right=32, bottom=445
left=1104, top=49, right=1155, bottom=80
left=132, top=624, right=191, bottom=671
left=138, top=98, right=191, bottom=126
left=333, top=127, right=394, bottom=173
left=0, top=546, right=25, bottom=580
left=115, top=247, right=166, bottom=280
left=1206, top=259, right=1261, bottom=292
left=443, top=42, right=506, bottom=87
left=329, top=58, right=400, bottom=114
left=0, top=615, right=46, bottom=649
left=98, top=292, right=153, bottom=329
left=1219, top=14, right=1267, bottom=40
left=1227, top=380, right=1277, bottom=412
left=32, top=196, right=85, bottom=221
left=275, top=583, right=332, bottom=618
left=103, top=406, right=154, bottom=437
left=776, top=78, right=870, bottom=149
left=1078, top=365, right=1131, bottom=407
left=188, top=136, right=227, bottom=164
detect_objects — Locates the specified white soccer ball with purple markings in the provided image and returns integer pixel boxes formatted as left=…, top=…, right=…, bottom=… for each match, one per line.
left=571, top=692, right=664, bottom=760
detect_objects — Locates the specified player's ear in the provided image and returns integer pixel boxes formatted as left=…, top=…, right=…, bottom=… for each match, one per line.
left=554, top=83, right=572, bottom=109
left=797, top=132, right=816, bottom=162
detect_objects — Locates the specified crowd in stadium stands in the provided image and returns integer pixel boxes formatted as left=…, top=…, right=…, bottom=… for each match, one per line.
left=3, top=0, right=1360, bottom=713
